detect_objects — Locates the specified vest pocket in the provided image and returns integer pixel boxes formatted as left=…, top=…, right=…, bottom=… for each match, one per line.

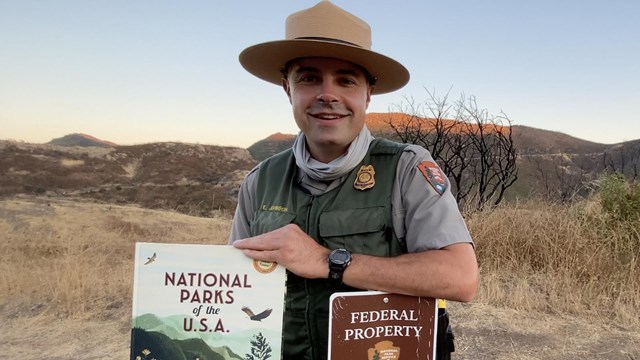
left=319, top=207, right=389, bottom=256
left=250, top=210, right=296, bottom=236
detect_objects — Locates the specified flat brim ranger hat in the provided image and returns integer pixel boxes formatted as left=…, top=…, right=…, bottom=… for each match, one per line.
left=239, top=0, right=410, bottom=95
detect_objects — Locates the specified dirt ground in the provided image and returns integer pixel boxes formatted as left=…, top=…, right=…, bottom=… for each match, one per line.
left=1, top=301, right=639, bottom=360
left=450, top=302, right=640, bottom=360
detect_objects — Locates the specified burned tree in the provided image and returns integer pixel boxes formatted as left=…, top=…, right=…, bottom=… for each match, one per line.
left=386, top=89, right=518, bottom=210
left=528, top=154, right=597, bottom=203
left=604, top=141, right=640, bottom=181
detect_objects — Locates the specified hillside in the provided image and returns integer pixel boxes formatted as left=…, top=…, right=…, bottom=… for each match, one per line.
left=0, top=140, right=256, bottom=216
left=249, top=112, right=615, bottom=158
left=48, top=133, right=118, bottom=147
left=511, top=125, right=609, bottom=155
left=247, top=112, right=639, bottom=201
left=3, top=115, right=637, bottom=214
left=247, top=132, right=297, bottom=161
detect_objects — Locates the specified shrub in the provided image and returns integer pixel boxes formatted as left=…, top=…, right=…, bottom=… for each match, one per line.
left=599, top=173, right=640, bottom=222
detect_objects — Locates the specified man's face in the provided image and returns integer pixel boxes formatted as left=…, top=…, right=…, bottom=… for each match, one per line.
left=282, top=57, right=374, bottom=163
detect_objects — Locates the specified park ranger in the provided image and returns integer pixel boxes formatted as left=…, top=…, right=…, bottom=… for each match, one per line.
left=229, top=1, right=479, bottom=359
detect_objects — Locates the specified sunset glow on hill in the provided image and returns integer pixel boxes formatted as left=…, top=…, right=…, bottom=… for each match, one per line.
left=265, top=132, right=296, bottom=141
left=365, top=112, right=508, bottom=135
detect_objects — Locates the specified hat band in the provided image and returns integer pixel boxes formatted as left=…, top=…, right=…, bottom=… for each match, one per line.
left=295, top=36, right=363, bottom=48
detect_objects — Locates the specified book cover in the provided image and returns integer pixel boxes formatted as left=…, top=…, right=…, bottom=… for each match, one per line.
left=328, top=291, right=438, bottom=360
left=130, top=242, right=286, bottom=360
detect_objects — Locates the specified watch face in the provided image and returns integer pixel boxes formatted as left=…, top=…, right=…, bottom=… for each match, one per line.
left=329, top=249, right=351, bottom=283
left=331, top=249, right=351, bottom=264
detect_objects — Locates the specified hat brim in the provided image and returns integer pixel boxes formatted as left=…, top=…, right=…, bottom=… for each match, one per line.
left=239, top=39, right=409, bottom=95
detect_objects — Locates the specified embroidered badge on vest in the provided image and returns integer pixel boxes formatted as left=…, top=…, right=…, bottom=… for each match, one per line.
left=354, top=165, right=376, bottom=191
left=417, top=161, right=446, bottom=195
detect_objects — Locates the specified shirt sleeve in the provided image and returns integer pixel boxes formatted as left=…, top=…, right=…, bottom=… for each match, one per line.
left=228, top=165, right=260, bottom=243
left=391, top=144, right=473, bottom=252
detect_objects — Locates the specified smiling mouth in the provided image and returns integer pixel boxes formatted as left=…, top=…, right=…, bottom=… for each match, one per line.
left=309, top=113, right=348, bottom=120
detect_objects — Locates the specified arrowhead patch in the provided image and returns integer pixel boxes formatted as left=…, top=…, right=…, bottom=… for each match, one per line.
left=417, top=161, right=446, bottom=195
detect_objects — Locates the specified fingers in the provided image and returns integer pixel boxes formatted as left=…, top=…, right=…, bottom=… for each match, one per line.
left=232, top=224, right=299, bottom=250
left=232, top=236, right=274, bottom=251
left=232, top=228, right=291, bottom=263
left=231, top=224, right=330, bottom=279
left=240, top=248, right=278, bottom=263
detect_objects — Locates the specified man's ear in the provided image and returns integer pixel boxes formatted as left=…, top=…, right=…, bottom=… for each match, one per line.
left=282, top=77, right=292, bottom=104
left=365, top=85, right=374, bottom=109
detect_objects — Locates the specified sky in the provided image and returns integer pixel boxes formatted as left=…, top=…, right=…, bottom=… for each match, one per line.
left=1, top=0, right=638, bottom=148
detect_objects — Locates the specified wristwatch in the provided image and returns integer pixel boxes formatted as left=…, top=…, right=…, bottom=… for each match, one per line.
left=328, top=248, right=352, bottom=283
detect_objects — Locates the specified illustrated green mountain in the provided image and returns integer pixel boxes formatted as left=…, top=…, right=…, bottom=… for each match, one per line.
left=131, top=314, right=277, bottom=359
left=131, top=327, right=244, bottom=360
left=212, top=345, right=243, bottom=360
left=132, top=313, right=164, bottom=329
left=179, top=337, right=227, bottom=360
left=130, top=327, right=188, bottom=360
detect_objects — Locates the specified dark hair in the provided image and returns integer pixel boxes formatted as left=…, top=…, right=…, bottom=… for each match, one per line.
left=280, top=58, right=377, bottom=86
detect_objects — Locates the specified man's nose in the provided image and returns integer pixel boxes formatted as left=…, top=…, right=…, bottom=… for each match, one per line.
left=316, top=80, right=340, bottom=103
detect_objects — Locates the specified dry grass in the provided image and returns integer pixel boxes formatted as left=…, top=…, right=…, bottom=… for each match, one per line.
left=1, top=195, right=639, bottom=359
left=0, top=196, right=230, bottom=321
left=467, top=197, right=640, bottom=327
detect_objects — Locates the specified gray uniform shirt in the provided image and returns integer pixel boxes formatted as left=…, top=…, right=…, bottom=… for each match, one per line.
left=228, top=143, right=473, bottom=252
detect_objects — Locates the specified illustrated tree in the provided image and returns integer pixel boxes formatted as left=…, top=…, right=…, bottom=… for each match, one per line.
left=245, top=332, right=272, bottom=360
left=387, top=89, right=518, bottom=210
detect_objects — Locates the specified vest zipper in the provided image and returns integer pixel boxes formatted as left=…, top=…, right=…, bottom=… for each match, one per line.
left=304, top=196, right=316, bottom=360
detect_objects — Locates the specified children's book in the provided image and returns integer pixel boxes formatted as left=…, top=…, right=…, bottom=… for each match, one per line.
left=130, top=242, right=286, bottom=360
left=328, top=291, right=438, bottom=360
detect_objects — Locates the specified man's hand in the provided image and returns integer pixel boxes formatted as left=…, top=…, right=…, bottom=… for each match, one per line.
left=232, top=224, right=331, bottom=279
left=232, top=225, right=478, bottom=302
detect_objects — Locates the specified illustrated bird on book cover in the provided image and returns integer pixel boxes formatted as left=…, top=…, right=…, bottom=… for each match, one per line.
left=241, top=306, right=272, bottom=321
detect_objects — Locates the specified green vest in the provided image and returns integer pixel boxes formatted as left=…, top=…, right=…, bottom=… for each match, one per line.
left=250, top=139, right=407, bottom=360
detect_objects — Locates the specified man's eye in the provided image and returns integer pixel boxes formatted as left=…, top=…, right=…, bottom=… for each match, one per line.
left=339, top=77, right=358, bottom=86
left=297, top=75, right=317, bottom=83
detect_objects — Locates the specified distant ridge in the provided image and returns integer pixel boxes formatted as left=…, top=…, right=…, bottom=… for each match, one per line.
left=247, top=132, right=297, bottom=161
left=244, top=112, right=640, bottom=201
left=266, top=132, right=297, bottom=141
left=247, top=112, right=510, bottom=161
left=0, top=140, right=256, bottom=216
left=48, top=133, right=117, bottom=148
left=248, top=112, right=618, bottom=160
